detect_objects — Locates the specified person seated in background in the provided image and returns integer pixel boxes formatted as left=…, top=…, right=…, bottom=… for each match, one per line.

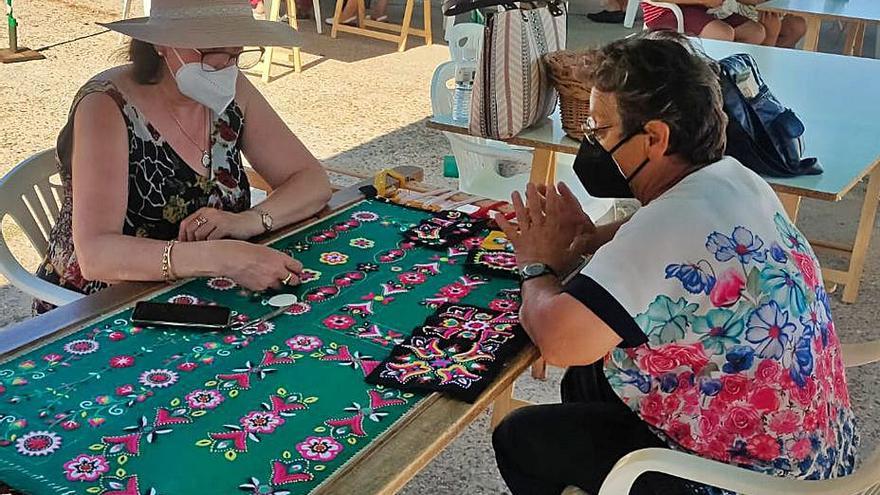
left=642, top=0, right=766, bottom=44
left=588, top=0, right=630, bottom=24
left=33, top=0, right=332, bottom=313
left=325, top=0, right=388, bottom=26
left=738, top=0, right=807, bottom=48
left=492, top=33, right=858, bottom=495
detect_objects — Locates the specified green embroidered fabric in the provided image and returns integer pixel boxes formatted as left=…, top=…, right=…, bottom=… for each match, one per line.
left=0, top=199, right=518, bottom=495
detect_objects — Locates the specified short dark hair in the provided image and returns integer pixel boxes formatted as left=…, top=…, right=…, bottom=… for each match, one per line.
left=583, top=32, right=727, bottom=167
left=129, top=39, right=164, bottom=85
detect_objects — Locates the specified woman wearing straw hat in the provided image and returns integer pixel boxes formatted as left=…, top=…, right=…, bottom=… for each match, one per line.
left=33, top=0, right=332, bottom=313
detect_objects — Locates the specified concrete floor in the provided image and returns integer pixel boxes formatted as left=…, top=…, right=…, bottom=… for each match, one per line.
left=1, top=1, right=879, bottom=493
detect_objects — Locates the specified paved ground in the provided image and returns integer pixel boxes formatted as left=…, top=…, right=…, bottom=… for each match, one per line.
left=1, top=1, right=879, bottom=493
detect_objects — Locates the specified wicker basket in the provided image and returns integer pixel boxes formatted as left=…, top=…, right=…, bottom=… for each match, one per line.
left=543, top=50, right=595, bottom=140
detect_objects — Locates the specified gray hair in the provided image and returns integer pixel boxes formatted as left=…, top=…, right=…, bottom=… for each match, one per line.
left=581, top=32, right=727, bottom=167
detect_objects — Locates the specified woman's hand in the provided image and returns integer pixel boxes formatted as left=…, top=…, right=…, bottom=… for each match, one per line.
left=496, top=183, right=596, bottom=275
left=179, top=207, right=262, bottom=242
left=216, top=241, right=303, bottom=291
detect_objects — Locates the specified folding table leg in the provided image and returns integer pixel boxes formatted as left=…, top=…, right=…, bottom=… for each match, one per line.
left=528, top=148, right=557, bottom=185
left=777, top=192, right=802, bottom=222
left=803, top=15, right=821, bottom=51
left=490, top=383, right=532, bottom=428
left=423, top=0, right=433, bottom=46
left=330, top=0, right=345, bottom=37
left=313, top=0, right=323, bottom=33
left=398, top=0, right=416, bottom=52
left=840, top=166, right=880, bottom=303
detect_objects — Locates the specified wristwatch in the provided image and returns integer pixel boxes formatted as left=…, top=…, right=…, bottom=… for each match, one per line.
left=257, top=208, right=273, bottom=233
left=519, top=263, right=557, bottom=284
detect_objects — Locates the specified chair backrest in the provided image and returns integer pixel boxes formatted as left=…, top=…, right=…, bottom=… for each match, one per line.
left=0, top=149, right=64, bottom=257
left=642, top=1, right=684, bottom=33
left=431, top=60, right=457, bottom=117
left=445, top=22, right=484, bottom=68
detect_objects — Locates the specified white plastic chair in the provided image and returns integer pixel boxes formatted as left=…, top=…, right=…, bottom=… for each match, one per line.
left=0, top=149, right=83, bottom=307
left=641, top=1, right=684, bottom=33
left=624, top=0, right=640, bottom=28
left=561, top=341, right=880, bottom=495
left=431, top=60, right=534, bottom=201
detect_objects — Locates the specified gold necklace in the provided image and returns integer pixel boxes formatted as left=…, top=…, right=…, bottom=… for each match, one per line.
left=161, top=82, right=212, bottom=168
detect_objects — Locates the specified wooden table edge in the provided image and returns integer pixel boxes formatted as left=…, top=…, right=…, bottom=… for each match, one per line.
left=0, top=165, right=424, bottom=361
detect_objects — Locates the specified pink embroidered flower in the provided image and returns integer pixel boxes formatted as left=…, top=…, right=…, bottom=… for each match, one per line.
left=185, top=389, right=224, bottom=410
left=223, top=335, right=238, bottom=344
left=296, top=436, right=343, bottom=462
left=319, top=252, right=349, bottom=265
left=15, top=431, right=62, bottom=456
left=138, top=369, right=179, bottom=389
left=709, top=268, right=745, bottom=307
left=723, top=405, right=761, bottom=438
left=769, top=409, right=801, bottom=435
left=398, top=272, right=427, bottom=285
left=299, top=269, right=321, bottom=283
left=284, top=302, right=312, bottom=316
left=115, top=384, right=134, bottom=396
left=350, top=238, right=375, bottom=249
left=790, top=250, right=820, bottom=289
left=63, top=339, right=99, bottom=355
left=43, top=353, right=63, bottom=363
left=749, top=386, right=780, bottom=412
left=177, top=362, right=198, bottom=372
left=241, top=411, right=284, bottom=434
left=439, top=283, right=469, bottom=298
left=323, top=315, right=356, bottom=331
left=61, top=420, right=80, bottom=431
left=108, top=331, right=126, bottom=341
left=109, top=355, right=135, bottom=368
left=207, top=277, right=237, bottom=290
left=286, top=335, right=323, bottom=352
left=791, top=438, right=813, bottom=460
left=63, top=454, right=109, bottom=482
left=168, top=294, right=198, bottom=305
left=746, top=434, right=781, bottom=461
left=489, top=299, right=520, bottom=312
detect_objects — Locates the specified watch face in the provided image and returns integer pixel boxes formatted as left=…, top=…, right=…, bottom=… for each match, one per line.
left=522, top=263, right=546, bottom=277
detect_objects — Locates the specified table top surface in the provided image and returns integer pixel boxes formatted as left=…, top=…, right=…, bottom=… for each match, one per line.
left=758, top=0, right=880, bottom=22
left=0, top=169, right=536, bottom=495
left=428, top=39, right=880, bottom=201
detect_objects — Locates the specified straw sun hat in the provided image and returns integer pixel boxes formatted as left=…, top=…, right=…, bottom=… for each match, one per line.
left=98, top=0, right=297, bottom=48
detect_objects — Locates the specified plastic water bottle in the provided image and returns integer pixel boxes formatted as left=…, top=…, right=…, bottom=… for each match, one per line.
left=452, top=64, right=476, bottom=124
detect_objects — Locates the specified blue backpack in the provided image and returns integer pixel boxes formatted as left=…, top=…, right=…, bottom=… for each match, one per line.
left=719, top=54, right=822, bottom=177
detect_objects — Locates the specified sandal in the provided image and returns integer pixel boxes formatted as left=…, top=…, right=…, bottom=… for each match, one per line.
left=324, top=14, right=370, bottom=25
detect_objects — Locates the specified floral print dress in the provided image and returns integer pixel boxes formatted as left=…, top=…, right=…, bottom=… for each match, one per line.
left=33, top=79, right=251, bottom=313
left=568, top=157, right=858, bottom=483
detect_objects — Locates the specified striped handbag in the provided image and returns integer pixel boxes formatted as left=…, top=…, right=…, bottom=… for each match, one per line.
left=469, top=2, right=566, bottom=140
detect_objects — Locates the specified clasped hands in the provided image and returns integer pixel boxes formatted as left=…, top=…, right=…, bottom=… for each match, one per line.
left=495, top=182, right=598, bottom=277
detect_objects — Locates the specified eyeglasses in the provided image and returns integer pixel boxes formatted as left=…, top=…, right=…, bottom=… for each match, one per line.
left=198, top=48, right=266, bottom=71
left=581, top=116, right=616, bottom=146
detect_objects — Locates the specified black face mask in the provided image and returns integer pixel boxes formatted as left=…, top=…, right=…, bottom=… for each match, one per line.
left=572, top=131, right=650, bottom=199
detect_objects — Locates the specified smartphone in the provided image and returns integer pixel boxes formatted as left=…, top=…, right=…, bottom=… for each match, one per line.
left=131, top=301, right=231, bottom=329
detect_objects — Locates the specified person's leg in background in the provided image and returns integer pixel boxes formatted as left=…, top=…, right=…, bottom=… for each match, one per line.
left=759, top=11, right=782, bottom=46
left=777, top=14, right=806, bottom=47
left=725, top=13, right=766, bottom=44
left=370, top=0, right=389, bottom=22
left=588, top=0, right=629, bottom=24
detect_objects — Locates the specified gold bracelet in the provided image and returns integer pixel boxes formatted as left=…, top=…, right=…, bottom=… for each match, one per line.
left=162, top=240, right=178, bottom=282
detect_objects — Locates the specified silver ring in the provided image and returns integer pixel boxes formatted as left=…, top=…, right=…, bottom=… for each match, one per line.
left=195, top=217, right=208, bottom=227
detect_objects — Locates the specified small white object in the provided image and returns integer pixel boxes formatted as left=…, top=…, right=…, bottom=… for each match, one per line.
left=267, top=293, right=298, bottom=307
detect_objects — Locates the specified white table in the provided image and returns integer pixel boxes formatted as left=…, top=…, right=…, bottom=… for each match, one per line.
left=428, top=39, right=880, bottom=303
